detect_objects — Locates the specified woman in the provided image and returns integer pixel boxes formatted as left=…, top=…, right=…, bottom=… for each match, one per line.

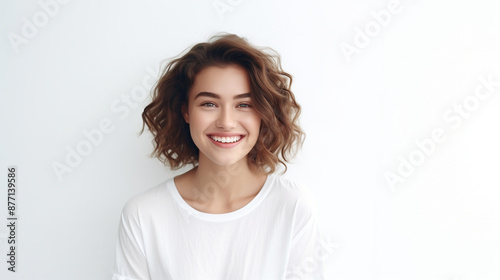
left=112, top=34, right=325, bottom=280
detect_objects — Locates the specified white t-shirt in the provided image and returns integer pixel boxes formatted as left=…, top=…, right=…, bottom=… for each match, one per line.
left=112, top=173, right=325, bottom=280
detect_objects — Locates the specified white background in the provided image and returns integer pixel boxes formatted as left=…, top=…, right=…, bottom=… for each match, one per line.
left=1, top=0, right=500, bottom=279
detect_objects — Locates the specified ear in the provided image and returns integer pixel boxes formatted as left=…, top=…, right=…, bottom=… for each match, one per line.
left=181, top=104, right=189, bottom=123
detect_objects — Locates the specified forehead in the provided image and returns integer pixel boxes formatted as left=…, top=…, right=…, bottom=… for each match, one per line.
left=189, top=65, right=251, bottom=99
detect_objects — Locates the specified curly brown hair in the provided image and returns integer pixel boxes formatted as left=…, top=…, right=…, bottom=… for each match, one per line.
left=141, top=33, right=304, bottom=174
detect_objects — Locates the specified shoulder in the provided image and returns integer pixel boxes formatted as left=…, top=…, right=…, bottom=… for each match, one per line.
left=121, top=179, right=170, bottom=218
left=267, top=175, right=321, bottom=238
left=269, top=175, right=318, bottom=202
left=268, top=174, right=319, bottom=214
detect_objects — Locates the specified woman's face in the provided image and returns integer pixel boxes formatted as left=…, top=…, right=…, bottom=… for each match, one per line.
left=183, top=64, right=261, bottom=167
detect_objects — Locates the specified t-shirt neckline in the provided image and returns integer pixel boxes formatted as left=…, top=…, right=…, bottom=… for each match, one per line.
left=167, top=174, right=274, bottom=222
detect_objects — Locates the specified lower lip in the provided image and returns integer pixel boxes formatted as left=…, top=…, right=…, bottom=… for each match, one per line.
left=208, top=135, right=244, bottom=148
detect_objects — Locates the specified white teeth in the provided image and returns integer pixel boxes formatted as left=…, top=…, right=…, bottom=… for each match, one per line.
left=210, top=136, right=242, bottom=143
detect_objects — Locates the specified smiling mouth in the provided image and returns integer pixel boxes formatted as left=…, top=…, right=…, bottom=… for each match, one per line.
left=208, top=135, right=243, bottom=143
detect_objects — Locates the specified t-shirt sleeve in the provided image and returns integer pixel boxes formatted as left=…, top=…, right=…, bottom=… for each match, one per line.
left=112, top=198, right=151, bottom=280
left=285, top=186, right=326, bottom=280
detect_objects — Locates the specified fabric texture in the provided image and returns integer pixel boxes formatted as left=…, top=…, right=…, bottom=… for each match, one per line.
left=112, top=173, right=325, bottom=280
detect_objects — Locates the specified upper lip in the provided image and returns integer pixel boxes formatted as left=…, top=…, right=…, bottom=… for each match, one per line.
left=207, top=133, right=244, bottom=137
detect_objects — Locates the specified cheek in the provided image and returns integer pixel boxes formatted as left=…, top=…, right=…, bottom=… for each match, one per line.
left=188, top=110, right=211, bottom=136
left=245, top=113, right=262, bottom=137
left=189, top=106, right=213, bottom=123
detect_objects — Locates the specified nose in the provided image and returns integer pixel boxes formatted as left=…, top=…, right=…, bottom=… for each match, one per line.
left=216, top=107, right=236, bottom=129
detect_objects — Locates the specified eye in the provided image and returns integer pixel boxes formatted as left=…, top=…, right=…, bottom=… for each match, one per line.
left=237, top=103, right=252, bottom=108
left=201, top=102, right=216, bottom=107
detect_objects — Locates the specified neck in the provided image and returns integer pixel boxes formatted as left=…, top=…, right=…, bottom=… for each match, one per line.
left=190, top=154, right=266, bottom=203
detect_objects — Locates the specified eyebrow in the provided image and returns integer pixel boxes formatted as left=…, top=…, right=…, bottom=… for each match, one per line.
left=194, top=91, right=251, bottom=100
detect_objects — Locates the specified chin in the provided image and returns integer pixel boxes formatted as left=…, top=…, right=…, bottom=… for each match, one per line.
left=212, top=159, right=242, bottom=167
left=205, top=154, right=247, bottom=168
